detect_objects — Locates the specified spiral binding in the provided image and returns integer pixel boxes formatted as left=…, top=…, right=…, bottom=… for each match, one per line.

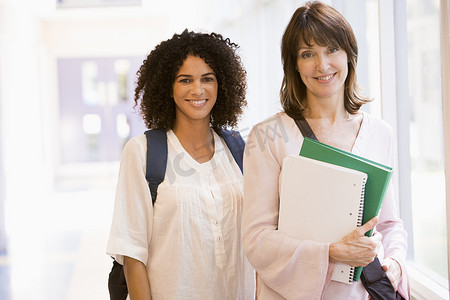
left=357, top=176, right=367, bottom=226
left=348, top=267, right=355, bottom=283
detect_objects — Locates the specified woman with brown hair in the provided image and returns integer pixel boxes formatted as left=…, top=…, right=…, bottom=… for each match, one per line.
left=242, top=1, right=409, bottom=299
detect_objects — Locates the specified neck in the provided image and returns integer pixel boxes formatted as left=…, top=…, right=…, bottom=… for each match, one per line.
left=304, top=103, right=349, bottom=124
left=173, top=120, right=212, bottom=143
left=304, top=89, right=347, bottom=122
left=302, top=93, right=362, bottom=152
left=172, top=119, right=214, bottom=163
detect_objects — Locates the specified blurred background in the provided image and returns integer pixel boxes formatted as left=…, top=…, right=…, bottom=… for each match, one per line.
left=0, top=0, right=448, bottom=299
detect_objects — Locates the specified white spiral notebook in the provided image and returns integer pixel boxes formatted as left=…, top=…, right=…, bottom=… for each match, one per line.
left=278, top=155, right=367, bottom=284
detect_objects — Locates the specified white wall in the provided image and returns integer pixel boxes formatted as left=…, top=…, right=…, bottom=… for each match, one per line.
left=0, top=1, right=53, bottom=212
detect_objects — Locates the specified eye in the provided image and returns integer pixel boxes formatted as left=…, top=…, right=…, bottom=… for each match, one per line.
left=300, top=52, right=313, bottom=59
left=202, top=76, right=216, bottom=82
left=329, top=47, right=340, bottom=53
left=179, top=78, right=192, bottom=83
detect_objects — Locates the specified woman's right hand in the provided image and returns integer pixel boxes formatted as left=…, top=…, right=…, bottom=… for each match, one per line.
left=329, top=216, right=381, bottom=267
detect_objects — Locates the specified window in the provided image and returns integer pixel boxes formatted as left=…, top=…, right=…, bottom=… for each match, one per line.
left=334, top=0, right=448, bottom=297
left=378, top=0, right=448, bottom=298
left=407, top=0, right=448, bottom=284
left=57, top=56, right=146, bottom=164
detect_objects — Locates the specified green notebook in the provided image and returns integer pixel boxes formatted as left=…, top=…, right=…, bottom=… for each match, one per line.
left=299, top=137, right=393, bottom=281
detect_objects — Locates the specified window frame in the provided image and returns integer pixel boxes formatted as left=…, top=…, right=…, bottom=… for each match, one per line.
left=380, top=0, right=450, bottom=298
left=441, top=0, right=450, bottom=296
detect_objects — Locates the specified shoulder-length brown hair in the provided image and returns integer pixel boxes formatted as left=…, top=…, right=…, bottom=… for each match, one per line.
left=280, top=1, right=370, bottom=119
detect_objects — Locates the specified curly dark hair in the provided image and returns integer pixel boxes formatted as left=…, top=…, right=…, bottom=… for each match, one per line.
left=134, top=29, right=247, bottom=131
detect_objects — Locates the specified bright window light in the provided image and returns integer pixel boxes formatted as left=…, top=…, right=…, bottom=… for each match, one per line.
left=116, top=113, right=130, bottom=139
left=83, top=114, right=102, bottom=135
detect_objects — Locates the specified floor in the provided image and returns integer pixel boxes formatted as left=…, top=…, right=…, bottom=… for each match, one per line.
left=0, top=171, right=446, bottom=300
left=0, top=188, right=115, bottom=300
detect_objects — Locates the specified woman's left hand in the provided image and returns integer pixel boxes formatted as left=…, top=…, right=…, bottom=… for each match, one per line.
left=369, top=258, right=402, bottom=300
left=381, top=257, right=401, bottom=291
left=367, top=257, right=401, bottom=299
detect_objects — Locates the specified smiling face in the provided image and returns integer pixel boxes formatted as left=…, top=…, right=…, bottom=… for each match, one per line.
left=172, top=55, right=218, bottom=126
left=296, top=41, right=348, bottom=101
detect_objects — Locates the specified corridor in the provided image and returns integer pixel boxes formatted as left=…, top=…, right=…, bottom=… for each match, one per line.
left=0, top=188, right=114, bottom=299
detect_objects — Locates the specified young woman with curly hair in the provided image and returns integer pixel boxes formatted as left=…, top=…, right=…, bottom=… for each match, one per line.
left=107, top=30, right=255, bottom=299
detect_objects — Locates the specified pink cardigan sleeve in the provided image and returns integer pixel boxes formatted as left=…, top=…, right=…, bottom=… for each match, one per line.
left=242, top=122, right=330, bottom=299
left=376, top=131, right=411, bottom=299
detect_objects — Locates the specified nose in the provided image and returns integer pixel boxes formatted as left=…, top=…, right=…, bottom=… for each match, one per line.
left=191, top=80, right=204, bottom=96
left=316, top=54, right=330, bottom=72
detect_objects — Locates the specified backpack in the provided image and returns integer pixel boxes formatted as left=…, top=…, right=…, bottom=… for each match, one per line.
left=108, top=128, right=245, bottom=300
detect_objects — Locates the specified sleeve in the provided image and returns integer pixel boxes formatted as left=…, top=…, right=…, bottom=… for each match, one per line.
left=242, top=124, right=330, bottom=299
left=106, top=136, right=153, bottom=266
left=376, top=130, right=410, bottom=299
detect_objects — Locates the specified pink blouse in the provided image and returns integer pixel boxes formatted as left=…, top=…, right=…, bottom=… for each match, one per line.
left=242, top=112, right=410, bottom=299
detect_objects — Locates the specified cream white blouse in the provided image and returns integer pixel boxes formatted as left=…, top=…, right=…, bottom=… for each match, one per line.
left=107, top=130, right=255, bottom=300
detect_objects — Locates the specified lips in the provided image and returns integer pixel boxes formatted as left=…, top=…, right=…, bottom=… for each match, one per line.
left=186, top=99, right=207, bottom=107
left=315, top=73, right=335, bottom=81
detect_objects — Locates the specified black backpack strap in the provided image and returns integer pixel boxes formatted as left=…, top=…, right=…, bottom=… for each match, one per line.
left=108, top=129, right=168, bottom=300
left=360, top=257, right=401, bottom=300
left=219, top=129, right=245, bottom=173
left=144, top=129, right=168, bottom=205
left=108, top=259, right=128, bottom=300
left=293, top=114, right=319, bottom=141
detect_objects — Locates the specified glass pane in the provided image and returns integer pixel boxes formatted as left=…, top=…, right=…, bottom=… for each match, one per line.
left=81, top=61, right=99, bottom=106
left=58, top=56, right=146, bottom=164
left=363, top=0, right=381, bottom=117
left=407, top=0, right=447, bottom=279
left=334, top=0, right=381, bottom=117
left=83, top=114, right=102, bottom=135
left=115, top=59, right=130, bottom=102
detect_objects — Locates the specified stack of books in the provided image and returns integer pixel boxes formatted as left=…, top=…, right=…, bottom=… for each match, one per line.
left=278, top=137, right=393, bottom=283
